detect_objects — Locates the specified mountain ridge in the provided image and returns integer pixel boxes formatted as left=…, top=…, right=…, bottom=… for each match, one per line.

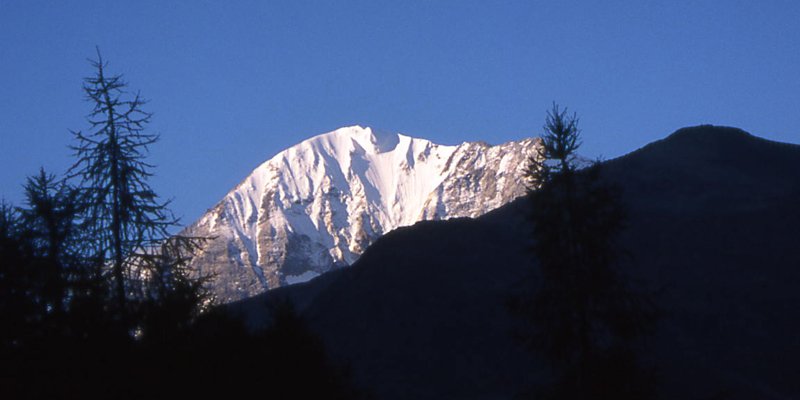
left=230, top=125, right=800, bottom=399
left=183, top=126, right=541, bottom=302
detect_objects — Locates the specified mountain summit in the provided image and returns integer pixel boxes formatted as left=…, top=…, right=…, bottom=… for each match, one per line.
left=184, top=126, right=540, bottom=302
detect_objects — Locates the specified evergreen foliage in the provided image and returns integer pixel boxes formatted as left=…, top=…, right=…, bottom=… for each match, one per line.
left=512, top=103, right=659, bottom=399
left=66, top=49, right=205, bottom=332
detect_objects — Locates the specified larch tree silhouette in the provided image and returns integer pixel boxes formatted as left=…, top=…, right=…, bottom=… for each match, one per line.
left=67, top=48, right=206, bottom=336
left=512, top=103, right=659, bottom=400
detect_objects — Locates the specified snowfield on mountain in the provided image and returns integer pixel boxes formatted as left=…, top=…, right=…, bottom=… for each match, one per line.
left=183, top=126, right=540, bottom=302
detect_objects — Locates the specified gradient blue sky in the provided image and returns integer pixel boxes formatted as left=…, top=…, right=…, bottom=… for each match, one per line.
left=2, top=1, right=799, bottom=225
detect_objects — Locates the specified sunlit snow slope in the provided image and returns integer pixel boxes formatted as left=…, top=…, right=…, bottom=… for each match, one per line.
left=183, top=126, right=540, bottom=302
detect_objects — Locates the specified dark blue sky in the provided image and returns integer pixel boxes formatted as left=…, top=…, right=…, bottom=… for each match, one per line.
left=2, top=1, right=799, bottom=225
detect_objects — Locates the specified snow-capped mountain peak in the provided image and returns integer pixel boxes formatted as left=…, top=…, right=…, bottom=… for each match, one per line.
left=184, top=126, right=540, bottom=302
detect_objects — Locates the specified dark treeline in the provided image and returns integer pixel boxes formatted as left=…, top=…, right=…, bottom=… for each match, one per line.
left=0, top=51, right=366, bottom=399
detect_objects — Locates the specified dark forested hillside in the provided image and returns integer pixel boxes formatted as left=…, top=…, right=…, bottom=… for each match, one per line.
left=233, top=125, right=800, bottom=400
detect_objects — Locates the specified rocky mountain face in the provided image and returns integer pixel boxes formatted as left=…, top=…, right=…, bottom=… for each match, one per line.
left=183, top=126, right=540, bottom=302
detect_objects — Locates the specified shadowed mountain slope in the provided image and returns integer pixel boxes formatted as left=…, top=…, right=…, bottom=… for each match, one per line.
left=232, top=125, right=800, bottom=400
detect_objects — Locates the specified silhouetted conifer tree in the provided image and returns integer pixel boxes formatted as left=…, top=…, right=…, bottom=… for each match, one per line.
left=67, top=48, right=206, bottom=336
left=0, top=175, right=91, bottom=346
left=17, top=170, right=81, bottom=318
left=512, top=103, right=659, bottom=399
left=0, top=50, right=218, bottom=397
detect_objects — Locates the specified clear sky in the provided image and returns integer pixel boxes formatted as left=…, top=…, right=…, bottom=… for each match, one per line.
left=2, top=1, right=799, bottom=226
